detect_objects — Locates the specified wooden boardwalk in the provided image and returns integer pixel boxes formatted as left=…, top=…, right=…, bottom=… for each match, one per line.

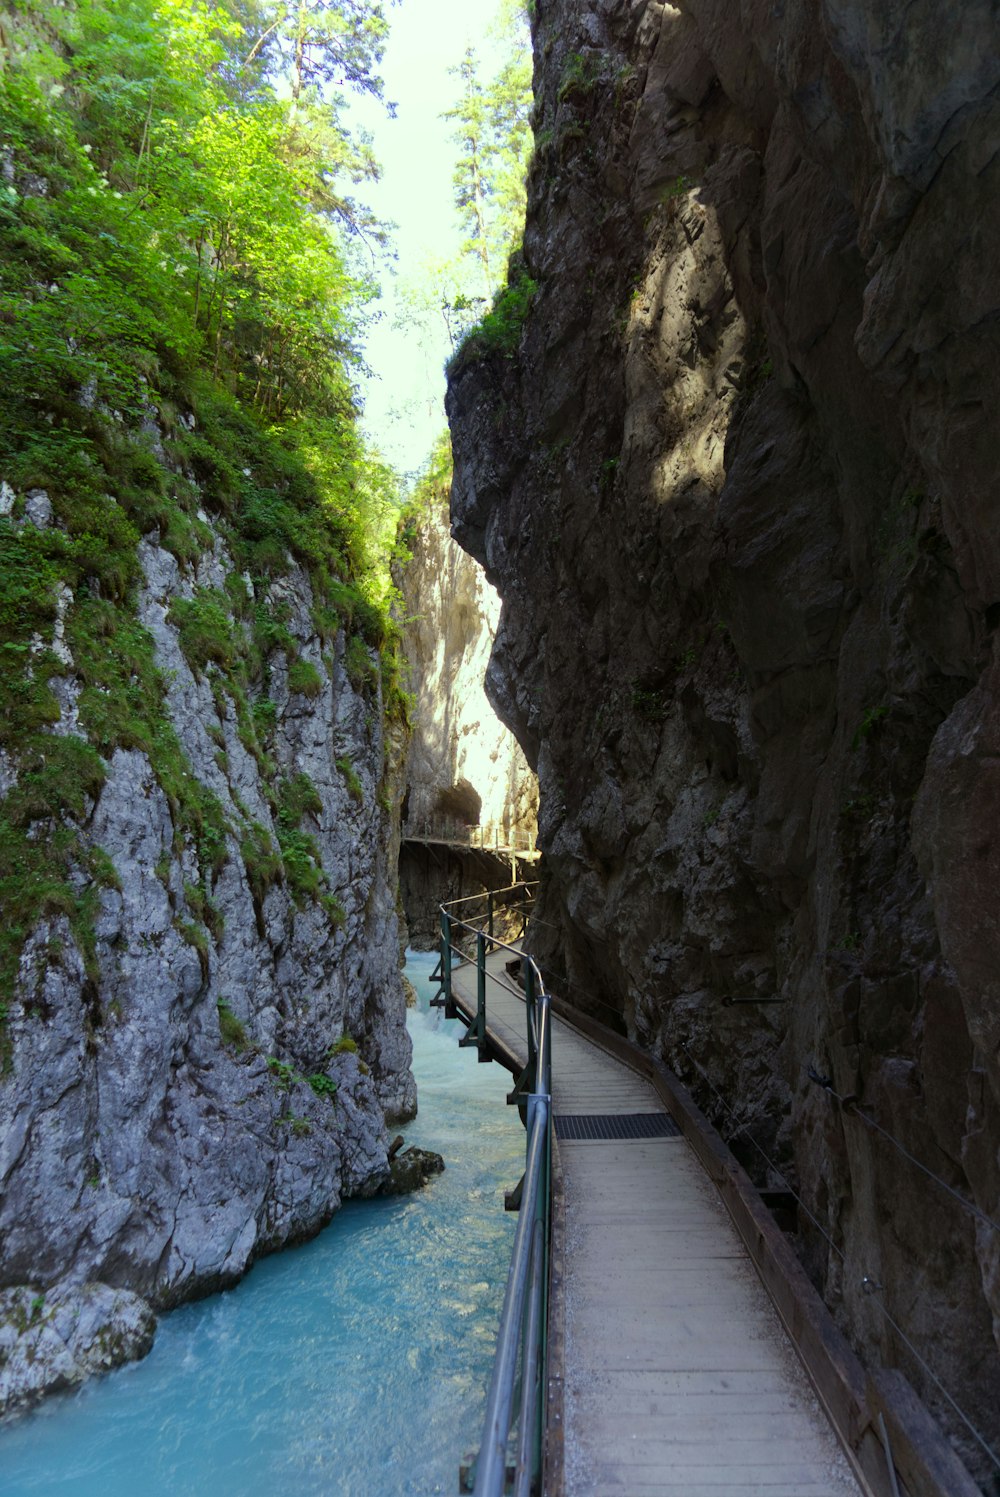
left=452, top=948, right=862, bottom=1497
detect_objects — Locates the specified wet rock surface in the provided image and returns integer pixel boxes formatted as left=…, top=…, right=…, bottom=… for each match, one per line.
left=0, top=1283, right=157, bottom=1417
left=447, top=0, right=1000, bottom=1478
left=379, top=1143, right=446, bottom=1197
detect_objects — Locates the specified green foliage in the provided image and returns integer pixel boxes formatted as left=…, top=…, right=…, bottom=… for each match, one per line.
left=397, top=10, right=530, bottom=359
left=445, top=33, right=532, bottom=299
left=176, top=919, right=210, bottom=980
left=3, top=735, right=106, bottom=827
left=328, top=1033, right=358, bottom=1055
left=288, top=657, right=324, bottom=698
left=217, top=1000, right=249, bottom=1052
left=169, top=590, right=238, bottom=675
left=274, top=773, right=345, bottom=920
left=852, top=704, right=888, bottom=750
left=557, top=50, right=602, bottom=105
left=307, top=1072, right=338, bottom=1100
left=266, top=1057, right=296, bottom=1092
left=0, top=0, right=409, bottom=1004
left=631, top=684, right=667, bottom=722
left=240, top=821, right=283, bottom=907
left=336, top=755, right=364, bottom=803
left=450, top=270, right=537, bottom=367
left=185, top=882, right=224, bottom=941
left=345, top=634, right=379, bottom=692
left=251, top=698, right=278, bottom=742
left=658, top=174, right=691, bottom=202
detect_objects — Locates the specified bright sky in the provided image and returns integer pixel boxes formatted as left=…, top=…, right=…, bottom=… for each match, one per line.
left=348, top=0, right=515, bottom=482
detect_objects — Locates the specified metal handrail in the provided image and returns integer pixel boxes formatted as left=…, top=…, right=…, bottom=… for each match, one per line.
left=405, top=818, right=539, bottom=855
left=445, top=881, right=538, bottom=910
left=439, top=886, right=552, bottom=1497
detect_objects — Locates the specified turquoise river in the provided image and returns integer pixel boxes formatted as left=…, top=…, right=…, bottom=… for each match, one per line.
left=0, top=951, right=523, bottom=1496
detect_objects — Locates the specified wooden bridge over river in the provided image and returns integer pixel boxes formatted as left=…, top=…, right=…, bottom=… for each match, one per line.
left=436, top=885, right=984, bottom=1497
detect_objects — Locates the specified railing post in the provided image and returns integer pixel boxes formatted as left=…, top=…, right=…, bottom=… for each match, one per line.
left=476, top=931, right=488, bottom=1062
left=525, top=960, right=538, bottom=1092
left=488, top=890, right=494, bottom=948
left=459, top=930, right=489, bottom=1060
left=442, top=910, right=457, bottom=1020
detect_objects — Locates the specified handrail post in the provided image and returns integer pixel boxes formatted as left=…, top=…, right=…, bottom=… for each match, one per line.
left=459, top=929, right=489, bottom=1060
left=476, top=931, right=488, bottom=1061
left=442, top=910, right=457, bottom=1021
left=524, top=960, right=538, bottom=1091
left=487, top=890, right=495, bottom=949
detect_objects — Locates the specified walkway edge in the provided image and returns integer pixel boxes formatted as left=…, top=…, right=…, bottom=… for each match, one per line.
left=544, top=1135, right=566, bottom=1497
left=545, top=992, right=981, bottom=1497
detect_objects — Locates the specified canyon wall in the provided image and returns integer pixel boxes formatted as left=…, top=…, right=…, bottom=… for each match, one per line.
left=0, top=478, right=414, bottom=1413
left=399, top=488, right=538, bottom=947
left=447, top=0, right=1000, bottom=1480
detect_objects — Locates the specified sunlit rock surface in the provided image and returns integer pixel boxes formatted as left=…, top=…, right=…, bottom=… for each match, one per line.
left=399, top=493, right=538, bottom=946
left=447, top=0, right=1000, bottom=1479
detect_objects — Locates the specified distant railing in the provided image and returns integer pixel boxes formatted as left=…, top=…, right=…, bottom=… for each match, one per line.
left=435, top=883, right=551, bottom=1497
left=403, top=818, right=538, bottom=856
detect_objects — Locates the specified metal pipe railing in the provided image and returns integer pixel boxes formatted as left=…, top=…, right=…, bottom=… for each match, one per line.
left=474, top=1098, right=549, bottom=1494
left=439, top=884, right=552, bottom=1497
left=404, top=818, right=539, bottom=855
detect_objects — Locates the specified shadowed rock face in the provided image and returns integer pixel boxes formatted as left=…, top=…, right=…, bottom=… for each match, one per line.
left=447, top=0, right=1000, bottom=1477
left=0, top=520, right=415, bottom=1406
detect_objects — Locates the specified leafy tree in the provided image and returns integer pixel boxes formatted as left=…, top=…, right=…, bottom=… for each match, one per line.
left=438, top=10, right=532, bottom=345
left=242, top=0, right=393, bottom=104
left=0, top=0, right=408, bottom=999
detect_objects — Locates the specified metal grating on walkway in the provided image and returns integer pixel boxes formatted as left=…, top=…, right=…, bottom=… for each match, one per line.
left=554, top=1112, right=681, bottom=1141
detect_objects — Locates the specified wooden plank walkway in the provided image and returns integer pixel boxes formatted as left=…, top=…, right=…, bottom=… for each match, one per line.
left=452, top=948, right=863, bottom=1497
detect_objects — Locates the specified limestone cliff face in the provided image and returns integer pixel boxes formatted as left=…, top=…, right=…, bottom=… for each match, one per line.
left=398, top=493, right=538, bottom=946
left=401, top=495, right=537, bottom=839
left=0, top=508, right=414, bottom=1411
left=448, top=0, right=1000, bottom=1476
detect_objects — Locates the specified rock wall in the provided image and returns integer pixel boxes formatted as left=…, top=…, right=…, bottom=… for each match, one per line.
left=447, top=0, right=1000, bottom=1479
left=401, top=494, right=538, bottom=838
left=399, top=490, right=537, bottom=946
left=0, top=505, right=414, bottom=1411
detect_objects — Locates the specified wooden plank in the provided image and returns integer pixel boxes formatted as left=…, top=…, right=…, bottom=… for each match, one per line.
left=867, top=1370, right=984, bottom=1497
left=545, top=991, right=983, bottom=1497
left=452, top=946, right=948, bottom=1497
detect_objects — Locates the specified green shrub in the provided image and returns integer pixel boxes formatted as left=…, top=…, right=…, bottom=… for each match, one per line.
left=344, top=634, right=379, bottom=693
left=336, top=755, right=363, bottom=803
left=168, top=589, right=239, bottom=675
left=251, top=697, right=277, bottom=741
left=240, top=822, right=283, bottom=905
left=185, top=882, right=224, bottom=941
left=217, top=1001, right=249, bottom=1052
left=451, top=272, right=538, bottom=366
left=328, top=1033, right=358, bottom=1055
left=288, top=657, right=324, bottom=698
left=307, top=1073, right=337, bottom=1100
left=267, top=1057, right=295, bottom=1092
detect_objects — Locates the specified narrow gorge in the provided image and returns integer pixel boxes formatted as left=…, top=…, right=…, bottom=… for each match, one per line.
left=397, top=450, right=538, bottom=949
left=2, top=0, right=999, bottom=1490
left=447, top=0, right=1000, bottom=1482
